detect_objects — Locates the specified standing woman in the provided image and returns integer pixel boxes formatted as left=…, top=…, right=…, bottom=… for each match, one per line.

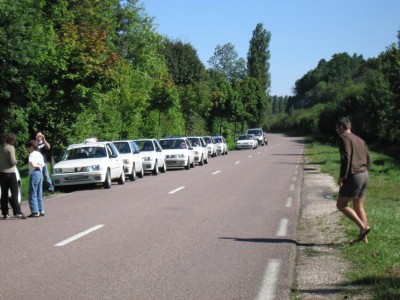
left=0, top=132, right=26, bottom=219
left=26, top=140, right=45, bottom=217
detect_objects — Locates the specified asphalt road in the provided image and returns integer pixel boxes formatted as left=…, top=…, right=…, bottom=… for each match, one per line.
left=0, top=133, right=304, bottom=300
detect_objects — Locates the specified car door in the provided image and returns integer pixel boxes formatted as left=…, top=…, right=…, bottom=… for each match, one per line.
left=153, top=140, right=165, bottom=167
left=106, top=143, right=121, bottom=179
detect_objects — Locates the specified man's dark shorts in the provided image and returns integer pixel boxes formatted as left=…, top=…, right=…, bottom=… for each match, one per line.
left=339, top=171, right=369, bottom=198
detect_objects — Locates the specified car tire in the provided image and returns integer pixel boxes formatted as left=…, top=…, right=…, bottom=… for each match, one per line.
left=204, top=155, right=208, bottom=164
left=103, top=169, right=112, bottom=189
left=185, top=159, right=190, bottom=170
left=130, top=164, right=136, bottom=181
left=118, top=168, right=125, bottom=185
left=160, top=161, right=166, bottom=173
left=199, top=155, right=203, bottom=166
left=152, top=160, right=159, bottom=175
left=190, top=159, right=195, bottom=168
left=138, top=166, right=144, bottom=178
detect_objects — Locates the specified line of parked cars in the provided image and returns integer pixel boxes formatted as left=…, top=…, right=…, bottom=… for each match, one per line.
left=51, top=135, right=229, bottom=190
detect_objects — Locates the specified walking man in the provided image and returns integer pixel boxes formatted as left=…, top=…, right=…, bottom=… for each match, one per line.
left=336, top=117, right=372, bottom=244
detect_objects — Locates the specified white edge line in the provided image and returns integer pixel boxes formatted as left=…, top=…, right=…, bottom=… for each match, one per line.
left=168, top=186, right=185, bottom=194
left=55, top=224, right=104, bottom=247
left=257, top=259, right=281, bottom=300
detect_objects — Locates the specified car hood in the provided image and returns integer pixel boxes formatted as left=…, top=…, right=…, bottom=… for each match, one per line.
left=54, top=158, right=112, bottom=168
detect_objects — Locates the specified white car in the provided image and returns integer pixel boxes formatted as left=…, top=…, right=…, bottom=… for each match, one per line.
left=187, top=137, right=209, bottom=165
left=52, top=141, right=125, bottom=189
left=158, top=137, right=195, bottom=170
left=236, top=134, right=258, bottom=150
left=0, top=167, right=22, bottom=204
left=212, top=136, right=228, bottom=155
left=203, top=136, right=217, bottom=157
left=134, top=139, right=166, bottom=175
left=113, top=140, right=144, bottom=181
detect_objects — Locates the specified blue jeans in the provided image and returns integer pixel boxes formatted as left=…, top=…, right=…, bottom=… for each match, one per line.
left=29, top=170, right=43, bottom=214
left=42, top=163, right=54, bottom=191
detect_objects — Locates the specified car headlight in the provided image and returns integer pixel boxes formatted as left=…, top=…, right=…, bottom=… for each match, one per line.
left=123, top=158, right=131, bottom=164
left=83, top=165, right=101, bottom=172
left=53, top=168, right=63, bottom=174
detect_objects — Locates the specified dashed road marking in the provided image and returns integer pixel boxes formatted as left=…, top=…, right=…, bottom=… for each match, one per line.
left=168, top=186, right=185, bottom=194
left=285, top=197, right=293, bottom=207
left=289, top=184, right=294, bottom=191
left=235, top=161, right=240, bottom=164
left=257, top=259, right=281, bottom=300
left=55, top=225, right=104, bottom=247
left=212, top=170, right=221, bottom=175
left=276, top=218, right=288, bottom=237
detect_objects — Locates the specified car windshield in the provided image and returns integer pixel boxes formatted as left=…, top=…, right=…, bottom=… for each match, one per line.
left=248, top=129, right=261, bottom=135
left=204, top=137, right=212, bottom=143
left=135, top=140, right=154, bottom=152
left=160, top=139, right=187, bottom=149
left=238, top=135, right=251, bottom=140
left=63, top=146, right=107, bottom=160
left=188, top=138, right=200, bottom=147
left=213, top=137, right=223, bottom=143
left=113, top=142, right=131, bottom=154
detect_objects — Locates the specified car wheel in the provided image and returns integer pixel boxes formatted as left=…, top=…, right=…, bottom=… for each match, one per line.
left=199, top=155, right=204, bottom=166
left=129, top=164, right=136, bottom=181
left=204, top=155, right=208, bottom=164
left=190, top=159, right=195, bottom=168
left=138, top=166, right=144, bottom=178
left=161, top=160, right=166, bottom=173
left=152, top=160, right=159, bottom=175
left=103, top=169, right=112, bottom=189
left=185, top=159, right=190, bottom=170
left=118, top=168, right=125, bottom=185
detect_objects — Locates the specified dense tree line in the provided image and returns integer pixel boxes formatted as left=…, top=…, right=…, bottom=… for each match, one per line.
left=0, top=0, right=271, bottom=162
left=271, top=30, right=400, bottom=152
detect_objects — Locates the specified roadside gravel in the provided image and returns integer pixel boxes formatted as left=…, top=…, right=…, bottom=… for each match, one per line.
left=293, top=162, right=371, bottom=299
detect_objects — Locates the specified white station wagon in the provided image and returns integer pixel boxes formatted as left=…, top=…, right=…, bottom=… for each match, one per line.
left=52, top=141, right=125, bottom=189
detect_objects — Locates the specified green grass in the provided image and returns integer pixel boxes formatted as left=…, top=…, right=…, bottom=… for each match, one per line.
left=305, top=136, right=400, bottom=299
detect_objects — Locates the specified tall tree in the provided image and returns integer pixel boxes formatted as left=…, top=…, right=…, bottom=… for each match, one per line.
left=208, top=43, right=247, bottom=82
left=247, top=23, right=271, bottom=93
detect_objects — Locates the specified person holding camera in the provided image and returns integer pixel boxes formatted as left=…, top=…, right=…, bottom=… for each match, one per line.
left=36, top=131, right=55, bottom=194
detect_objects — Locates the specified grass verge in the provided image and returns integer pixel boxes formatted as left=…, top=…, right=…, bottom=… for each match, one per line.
left=305, top=136, right=400, bottom=299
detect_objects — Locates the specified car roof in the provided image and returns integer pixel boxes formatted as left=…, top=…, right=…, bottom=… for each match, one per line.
left=67, top=141, right=111, bottom=149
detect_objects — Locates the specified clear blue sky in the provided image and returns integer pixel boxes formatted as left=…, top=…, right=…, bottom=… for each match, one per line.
left=141, top=0, right=400, bottom=96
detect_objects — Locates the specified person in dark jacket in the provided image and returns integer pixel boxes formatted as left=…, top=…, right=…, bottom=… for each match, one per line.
left=0, top=132, right=26, bottom=219
left=336, top=117, right=371, bottom=244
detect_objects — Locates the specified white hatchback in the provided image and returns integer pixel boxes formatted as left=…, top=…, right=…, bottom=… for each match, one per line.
left=113, top=140, right=144, bottom=181
left=52, top=141, right=125, bottom=189
left=187, top=137, right=209, bottom=165
left=134, top=139, right=166, bottom=175
left=212, top=136, right=228, bottom=155
left=158, top=137, right=195, bottom=170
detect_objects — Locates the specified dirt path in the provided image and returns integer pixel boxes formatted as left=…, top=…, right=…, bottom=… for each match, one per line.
left=293, top=163, right=371, bottom=299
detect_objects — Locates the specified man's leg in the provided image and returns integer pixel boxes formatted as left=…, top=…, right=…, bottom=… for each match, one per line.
left=336, top=196, right=369, bottom=231
left=353, top=196, right=369, bottom=242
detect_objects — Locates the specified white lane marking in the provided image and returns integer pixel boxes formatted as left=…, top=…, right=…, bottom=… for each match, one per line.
left=55, top=225, right=104, bottom=247
left=248, top=155, right=252, bottom=158
left=285, top=197, right=293, bottom=207
left=296, top=165, right=299, bottom=169
left=235, top=161, right=240, bottom=164
left=292, top=176, right=297, bottom=181
left=212, top=170, right=221, bottom=175
left=257, top=259, right=281, bottom=300
left=168, top=186, right=185, bottom=194
left=294, top=170, right=298, bottom=175
left=258, top=152, right=261, bottom=154
left=276, top=218, right=288, bottom=237
left=289, top=184, right=294, bottom=191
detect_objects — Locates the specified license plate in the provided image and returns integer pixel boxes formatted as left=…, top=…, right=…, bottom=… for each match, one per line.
left=67, top=174, right=87, bottom=180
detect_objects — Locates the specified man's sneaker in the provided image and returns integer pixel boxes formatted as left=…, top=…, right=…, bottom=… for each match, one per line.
left=15, top=214, right=27, bottom=219
left=40, top=212, right=45, bottom=217
left=3, top=215, right=10, bottom=220
left=28, top=213, right=40, bottom=218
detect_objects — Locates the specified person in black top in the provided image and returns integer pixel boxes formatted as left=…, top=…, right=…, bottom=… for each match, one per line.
left=36, top=132, right=54, bottom=193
